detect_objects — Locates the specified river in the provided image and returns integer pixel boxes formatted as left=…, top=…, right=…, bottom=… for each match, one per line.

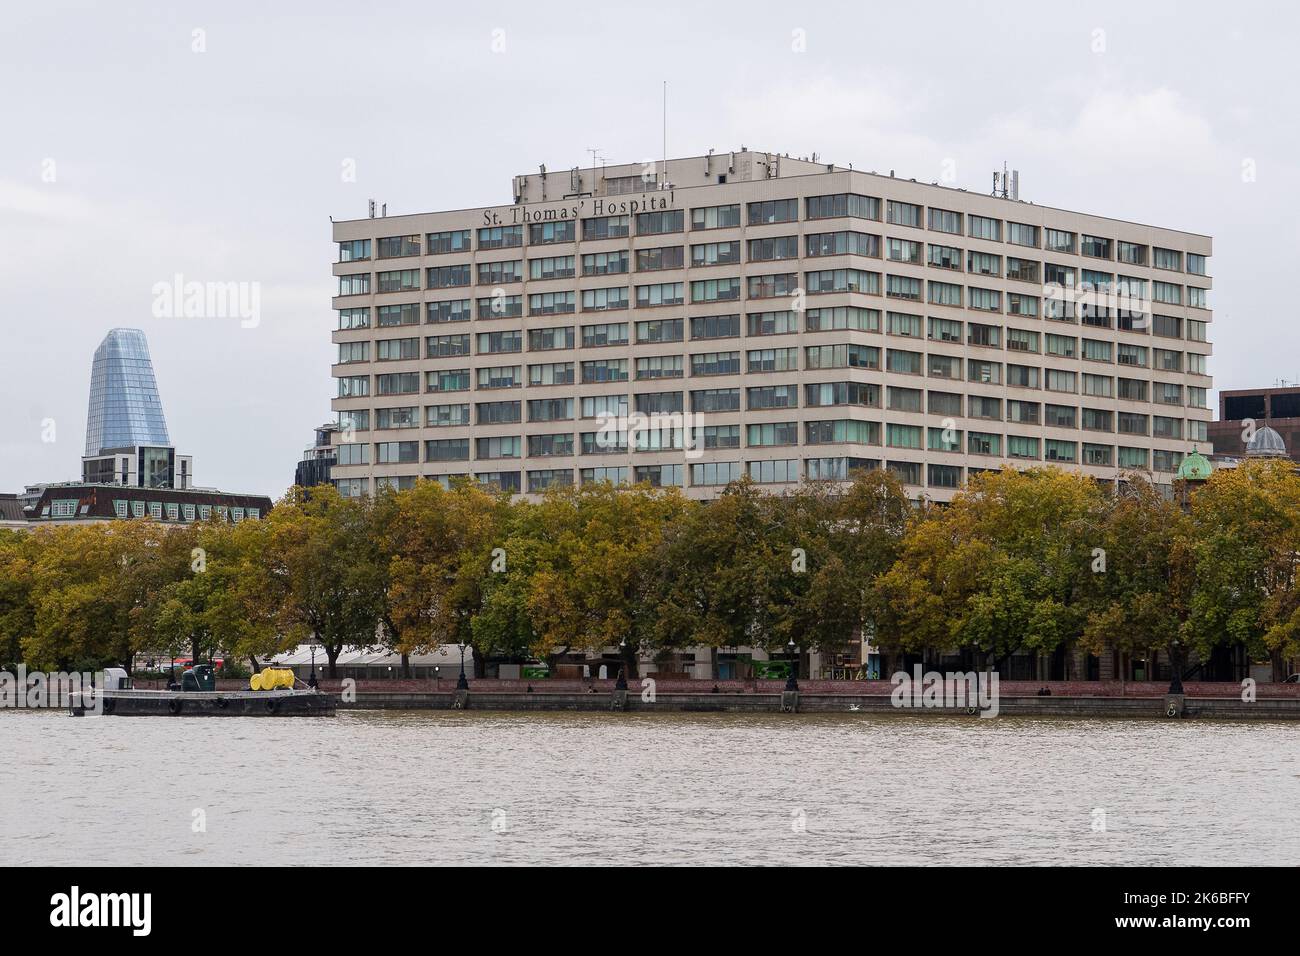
left=2, top=710, right=1295, bottom=865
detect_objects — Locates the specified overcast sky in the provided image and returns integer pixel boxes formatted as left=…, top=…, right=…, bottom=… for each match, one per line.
left=1, top=0, right=1293, bottom=498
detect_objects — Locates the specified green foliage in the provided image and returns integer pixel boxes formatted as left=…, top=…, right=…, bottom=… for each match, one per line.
left=6, top=464, right=1300, bottom=674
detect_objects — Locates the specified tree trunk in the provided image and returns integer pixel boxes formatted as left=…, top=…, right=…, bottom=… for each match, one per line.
left=1272, top=648, right=1285, bottom=683
left=622, top=643, right=639, bottom=680
left=326, top=645, right=340, bottom=678
left=401, top=652, right=411, bottom=679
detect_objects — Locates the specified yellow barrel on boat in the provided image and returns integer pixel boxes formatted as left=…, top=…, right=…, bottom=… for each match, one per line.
left=249, top=671, right=264, bottom=691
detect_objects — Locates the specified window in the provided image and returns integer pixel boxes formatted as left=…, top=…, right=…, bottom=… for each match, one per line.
left=691, top=277, right=741, bottom=302
left=928, top=317, right=962, bottom=342
left=636, top=318, right=684, bottom=343
left=692, top=241, right=741, bottom=267
left=378, top=235, right=420, bottom=259
left=529, top=221, right=575, bottom=245
left=886, top=201, right=921, bottom=228
left=746, top=348, right=798, bottom=373
left=692, top=462, right=742, bottom=486
left=928, top=281, right=962, bottom=307
left=427, top=333, right=473, bottom=357
left=747, top=310, right=798, bottom=336
left=1118, top=241, right=1147, bottom=265
left=887, top=311, right=922, bottom=337
left=1153, top=415, right=1182, bottom=439
left=427, top=403, right=471, bottom=427
left=1007, top=223, right=1039, bottom=248
left=747, top=199, right=799, bottom=225
left=582, top=323, right=629, bottom=348
left=636, top=210, right=685, bottom=235
left=426, top=369, right=470, bottom=393
left=376, top=441, right=419, bottom=464
left=747, top=422, right=799, bottom=446
left=886, top=275, right=921, bottom=301
left=582, top=287, right=629, bottom=312
left=636, top=246, right=684, bottom=272
left=427, top=230, right=471, bottom=255
left=583, top=216, right=630, bottom=240
left=637, top=355, right=684, bottom=380
left=337, top=307, right=370, bottom=330
left=478, top=225, right=522, bottom=249
left=969, top=215, right=1001, bottom=241
left=749, top=236, right=800, bottom=261
left=581, top=358, right=629, bottom=383
left=529, top=256, right=576, bottom=280
left=427, top=265, right=470, bottom=289
left=530, top=291, right=576, bottom=315
left=1046, top=229, right=1076, bottom=253
left=476, top=401, right=521, bottom=425
left=808, top=420, right=881, bottom=445
left=376, top=372, right=420, bottom=395
left=928, top=208, right=962, bottom=234
left=690, top=352, right=741, bottom=376
left=1153, top=282, right=1182, bottom=305
left=1080, top=235, right=1111, bottom=259
left=1153, top=247, right=1182, bottom=271
left=692, top=204, right=741, bottom=230
left=691, top=388, right=740, bottom=413
left=968, top=287, right=1001, bottom=312
left=1187, top=254, right=1207, bottom=276
left=887, top=238, right=922, bottom=264
left=968, top=432, right=1000, bottom=456
left=967, top=322, right=1000, bottom=348
left=423, top=439, right=470, bottom=463
left=339, top=239, right=370, bottom=262
left=928, top=244, right=962, bottom=270
left=477, top=365, right=522, bottom=389
left=806, top=231, right=879, bottom=258
left=749, top=273, right=800, bottom=299
left=806, top=194, right=881, bottom=221
left=807, top=269, right=879, bottom=295
left=528, top=363, right=575, bottom=387
left=429, top=299, right=472, bottom=324
left=377, top=337, right=419, bottom=361
left=337, top=273, right=370, bottom=296
left=691, top=314, right=741, bottom=339
left=749, top=459, right=799, bottom=484
left=968, top=252, right=1001, bottom=277
left=1006, top=258, right=1039, bottom=283
left=582, top=251, right=629, bottom=278
left=636, top=282, right=684, bottom=308
left=376, top=406, right=419, bottom=429
left=805, top=306, right=879, bottom=332
left=337, top=341, right=369, bottom=364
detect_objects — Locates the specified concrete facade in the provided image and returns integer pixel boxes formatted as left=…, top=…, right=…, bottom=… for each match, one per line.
left=329, top=150, right=1213, bottom=500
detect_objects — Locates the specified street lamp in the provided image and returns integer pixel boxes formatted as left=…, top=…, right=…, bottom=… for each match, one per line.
left=616, top=637, right=629, bottom=690
left=308, top=636, right=319, bottom=689
left=1168, top=639, right=1184, bottom=695
left=784, top=638, right=799, bottom=692
left=457, top=639, right=470, bottom=690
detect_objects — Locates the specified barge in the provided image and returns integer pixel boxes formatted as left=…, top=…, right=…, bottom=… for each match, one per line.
left=68, top=665, right=335, bottom=717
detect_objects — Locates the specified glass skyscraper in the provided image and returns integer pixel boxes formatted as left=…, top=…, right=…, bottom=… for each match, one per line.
left=84, top=328, right=171, bottom=457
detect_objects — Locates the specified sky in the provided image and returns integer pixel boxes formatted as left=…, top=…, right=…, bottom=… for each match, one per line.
left=1, top=0, right=1294, bottom=498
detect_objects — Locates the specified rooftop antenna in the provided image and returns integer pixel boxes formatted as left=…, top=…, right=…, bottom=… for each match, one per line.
left=661, top=80, right=668, bottom=189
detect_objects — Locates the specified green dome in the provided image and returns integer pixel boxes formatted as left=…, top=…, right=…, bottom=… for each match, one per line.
left=1177, top=447, right=1212, bottom=481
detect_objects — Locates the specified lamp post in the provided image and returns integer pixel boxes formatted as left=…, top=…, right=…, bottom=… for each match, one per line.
left=457, top=639, right=470, bottom=690
left=1168, top=639, right=1184, bottom=695
left=784, top=638, right=799, bottom=692
left=616, top=637, right=629, bottom=690
left=308, top=636, right=319, bottom=689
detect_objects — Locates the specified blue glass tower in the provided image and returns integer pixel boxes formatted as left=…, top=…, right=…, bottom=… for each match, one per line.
left=84, top=329, right=171, bottom=457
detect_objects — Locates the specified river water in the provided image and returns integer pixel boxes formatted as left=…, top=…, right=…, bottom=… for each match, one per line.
left=1, top=710, right=1295, bottom=866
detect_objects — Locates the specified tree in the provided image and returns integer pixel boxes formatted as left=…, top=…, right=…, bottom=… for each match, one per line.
left=1186, top=459, right=1300, bottom=681
left=259, top=485, right=384, bottom=677
left=383, top=478, right=509, bottom=676
left=875, top=467, right=1107, bottom=675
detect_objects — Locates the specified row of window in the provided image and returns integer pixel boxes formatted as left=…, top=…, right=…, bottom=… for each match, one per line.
left=336, top=441, right=1190, bottom=498
left=337, top=266, right=1211, bottom=311
left=337, top=430, right=1192, bottom=467
left=339, top=322, right=1210, bottom=369
left=100, top=499, right=259, bottom=521
left=338, top=303, right=1210, bottom=346
left=337, top=350, right=1210, bottom=407
left=334, top=392, right=1207, bottom=441
left=338, top=197, right=1208, bottom=276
